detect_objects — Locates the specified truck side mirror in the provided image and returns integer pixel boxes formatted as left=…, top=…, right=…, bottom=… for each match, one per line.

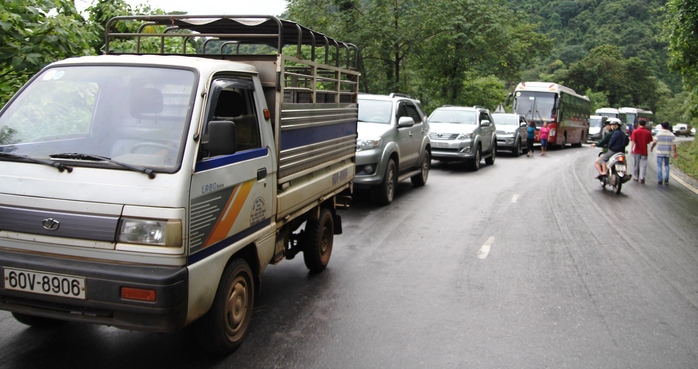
left=203, top=120, right=237, bottom=157
left=397, top=116, right=415, bottom=127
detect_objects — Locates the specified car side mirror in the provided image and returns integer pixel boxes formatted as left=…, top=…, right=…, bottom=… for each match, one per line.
left=520, top=122, right=527, bottom=127
left=481, top=120, right=491, bottom=127
left=397, top=116, right=415, bottom=127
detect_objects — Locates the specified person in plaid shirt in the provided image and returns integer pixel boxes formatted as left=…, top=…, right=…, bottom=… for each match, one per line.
left=650, top=121, right=678, bottom=185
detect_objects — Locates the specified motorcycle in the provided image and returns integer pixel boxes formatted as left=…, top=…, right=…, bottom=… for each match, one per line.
left=598, top=151, right=632, bottom=194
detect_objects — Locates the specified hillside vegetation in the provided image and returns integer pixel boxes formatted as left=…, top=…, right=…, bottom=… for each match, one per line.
left=1, top=0, right=696, bottom=127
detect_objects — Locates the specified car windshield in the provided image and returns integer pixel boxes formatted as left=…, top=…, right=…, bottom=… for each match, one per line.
left=358, top=99, right=393, bottom=124
left=491, top=114, right=519, bottom=126
left=590, top=116, right=604, bottom=128
left=0, top=65, right=196, bottom=172
left=429, top=109, right=476, bottom=124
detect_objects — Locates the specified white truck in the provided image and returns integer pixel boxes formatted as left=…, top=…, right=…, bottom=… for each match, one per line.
left=0, top=15, right=359, bottom=353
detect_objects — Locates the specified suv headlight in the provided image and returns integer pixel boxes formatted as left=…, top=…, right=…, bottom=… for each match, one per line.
left=456, top=132, right=473, bottom=140
left=118, top=218, right=182, bottom=247
left=357, top=137, right=382, bottom=151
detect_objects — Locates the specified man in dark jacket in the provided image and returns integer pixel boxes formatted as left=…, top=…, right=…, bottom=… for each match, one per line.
left=591, top=118, right=627, bottom=178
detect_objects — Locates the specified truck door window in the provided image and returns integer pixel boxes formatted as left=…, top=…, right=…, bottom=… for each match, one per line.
left=201, top=79, right=261, bottom=159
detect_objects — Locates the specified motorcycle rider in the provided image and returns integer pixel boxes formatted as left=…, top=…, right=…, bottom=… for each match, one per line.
left=591, top=118, right=627, bottom=179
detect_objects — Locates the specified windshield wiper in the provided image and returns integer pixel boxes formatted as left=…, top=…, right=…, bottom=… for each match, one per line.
left=50, top=153, right=156, bottom=179
left=0, top=152, right=73, bottom=173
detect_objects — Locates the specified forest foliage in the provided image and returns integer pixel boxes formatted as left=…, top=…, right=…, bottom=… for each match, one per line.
left=0, top=0, right=696, bottom=125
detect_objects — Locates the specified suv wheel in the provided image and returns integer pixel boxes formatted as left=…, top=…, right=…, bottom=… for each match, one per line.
left=513, top=140, right=521, bottom=157
left=468, top=146, right=481, bottom=171
left=371, top=159, right=397, bottom=205
left=485, top=143, right=496, bottom=165
left=410, top=151, right=430, bottom=186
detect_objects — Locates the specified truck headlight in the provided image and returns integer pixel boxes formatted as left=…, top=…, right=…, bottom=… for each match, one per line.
left=118, top=218, right=182, bottom=247
left=357, top=138, right=382, bottom=151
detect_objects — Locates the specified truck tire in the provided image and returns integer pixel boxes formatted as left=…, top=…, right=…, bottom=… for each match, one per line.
left=303, top=208, right=334, bottom=273
left=410, top=151, right=430, bottom=187
left=12, top=312, right=63, bottom=327
left=371, top=159, right=397, bottom=205
left=196, top=259, right=254, bottom=354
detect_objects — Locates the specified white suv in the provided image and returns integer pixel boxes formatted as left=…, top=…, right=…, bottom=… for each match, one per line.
left=355, top=93, right=431, bottom=205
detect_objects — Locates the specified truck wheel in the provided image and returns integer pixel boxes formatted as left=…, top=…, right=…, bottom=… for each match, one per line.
left=371, top=159, right=396, bottom=205
left=12, top=312, right=63, bottom=327
left=196, top=259, right=254, bottom=354
left=485, top=145, right=496, bottom=165
left=303, top=208, right=334, bottom=273
left=410, top=151, right=430, bottom=187
left=468, top=146, right=481, bottom=171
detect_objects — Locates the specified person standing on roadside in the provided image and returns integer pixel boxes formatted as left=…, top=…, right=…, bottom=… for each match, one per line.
left=629, top=120, right=653, bottom=184
left=539, top=122, right=550, bottom=156
left=650, top=121, right=678, bottom=185
left=526, top=121, right=536, bottom=157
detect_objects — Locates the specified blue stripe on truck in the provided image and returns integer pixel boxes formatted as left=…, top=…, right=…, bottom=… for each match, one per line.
left=280, top=121, right=357, bottom=150
left=195, top=147, right=269, bottom=172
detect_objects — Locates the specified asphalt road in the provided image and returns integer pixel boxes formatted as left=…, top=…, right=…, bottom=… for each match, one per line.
left=1, top=143, right=697, bottom=369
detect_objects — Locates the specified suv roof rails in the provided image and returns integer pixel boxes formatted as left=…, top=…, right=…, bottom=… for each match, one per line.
left=390, top=93, right=413, bottom=99
left=473, top=105, right=487, bottom=109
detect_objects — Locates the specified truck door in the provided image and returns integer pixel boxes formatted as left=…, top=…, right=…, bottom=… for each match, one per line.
left=189, top=78, right=273, bottom=255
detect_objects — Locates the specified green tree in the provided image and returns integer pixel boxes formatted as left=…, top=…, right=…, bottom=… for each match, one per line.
left=663, top=0, right=698, bottom=121
left=0, top=0, right=94, bottom=106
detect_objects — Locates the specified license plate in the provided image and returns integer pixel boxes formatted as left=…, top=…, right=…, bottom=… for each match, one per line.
left=433, top=142, right=449, bottom=148
left=4, top=268, right=86, bottom=299
left=615, top=164, right=626, bottom=172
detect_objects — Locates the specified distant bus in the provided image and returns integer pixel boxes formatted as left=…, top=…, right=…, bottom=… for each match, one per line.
left=507, top=82, right=590, bottom=148
left=620, top=107, right=654, bottom=130
left=595, top=107, right=627, bottom=123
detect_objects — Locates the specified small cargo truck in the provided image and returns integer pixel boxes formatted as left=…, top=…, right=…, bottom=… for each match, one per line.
left=0, top=15, right=359, bottom=353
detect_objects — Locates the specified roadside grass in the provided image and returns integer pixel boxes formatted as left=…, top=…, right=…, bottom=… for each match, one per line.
left=676, top=139, right=698, bottom=179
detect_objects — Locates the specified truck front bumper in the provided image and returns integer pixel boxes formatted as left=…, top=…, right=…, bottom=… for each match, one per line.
left=0, top=249, right=188, bottom=333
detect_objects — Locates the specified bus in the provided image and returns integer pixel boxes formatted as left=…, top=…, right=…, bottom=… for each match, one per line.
left=595, top=107, right=627, bottom=123
left=507, top=82, right=590, bottom=148
left=620, top=107, right=654, bottom=131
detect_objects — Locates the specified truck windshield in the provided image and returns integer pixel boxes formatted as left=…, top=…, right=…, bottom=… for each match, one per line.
left=0, top=65, right=196, bottom=172
left=514, top=91, right=555, bottom=121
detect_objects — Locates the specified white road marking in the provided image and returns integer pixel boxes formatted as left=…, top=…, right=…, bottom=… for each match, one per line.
left=511, top=194, right=520, bottom=203
left=477, top=236, right=495, bottom=259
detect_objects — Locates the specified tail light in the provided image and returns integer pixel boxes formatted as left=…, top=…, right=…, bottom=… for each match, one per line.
left=618, top=155, right=625, bottom=162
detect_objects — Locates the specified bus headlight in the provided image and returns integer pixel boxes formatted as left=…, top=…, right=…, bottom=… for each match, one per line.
left=118, top=218, right=182, bottom=247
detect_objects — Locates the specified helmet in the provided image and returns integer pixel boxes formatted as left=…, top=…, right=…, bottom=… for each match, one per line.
left=608, top=118, right=622, bottom=126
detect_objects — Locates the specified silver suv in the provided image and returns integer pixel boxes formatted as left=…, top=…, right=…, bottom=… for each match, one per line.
left=355, top=93, right=431, bottom=205
left=428, top=105, right=496, bottom=170
left=492, top=112, right=527, bottom=157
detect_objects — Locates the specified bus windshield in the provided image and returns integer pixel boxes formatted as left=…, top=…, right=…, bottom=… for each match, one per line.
left=514, top=91, right=555, bottom=121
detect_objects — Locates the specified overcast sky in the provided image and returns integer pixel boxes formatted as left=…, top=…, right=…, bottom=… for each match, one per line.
left=75, top=0, right=289, bottom=16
